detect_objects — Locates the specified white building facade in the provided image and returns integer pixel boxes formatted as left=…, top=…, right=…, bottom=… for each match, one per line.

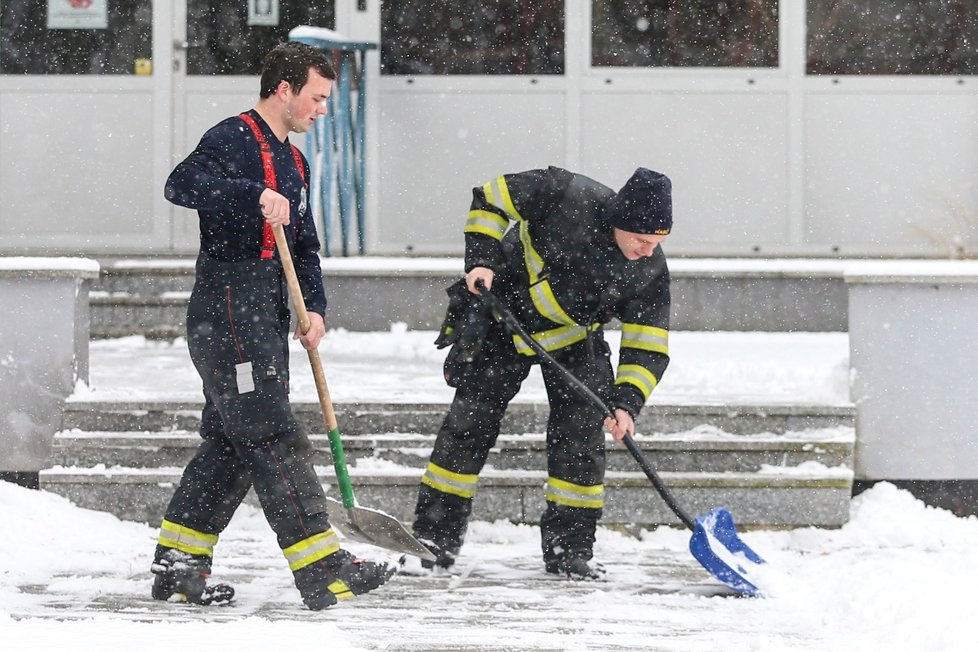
left=1, top=0, right=976, bottom=258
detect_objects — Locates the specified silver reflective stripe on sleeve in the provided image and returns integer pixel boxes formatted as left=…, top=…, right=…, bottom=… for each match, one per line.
left=620, top=323, right=669, bottom=355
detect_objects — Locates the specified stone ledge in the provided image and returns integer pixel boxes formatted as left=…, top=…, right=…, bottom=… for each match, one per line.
left=39, top=466, right=852, bottom=528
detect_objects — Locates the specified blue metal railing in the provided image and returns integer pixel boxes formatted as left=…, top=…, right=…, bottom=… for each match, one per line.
left=291, top=29, right=376, bottom=256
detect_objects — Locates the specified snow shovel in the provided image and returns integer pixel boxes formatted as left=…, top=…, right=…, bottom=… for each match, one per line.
left=274, top=226, right=435, bottom=562
left=475, top=281, right=766, bottom=595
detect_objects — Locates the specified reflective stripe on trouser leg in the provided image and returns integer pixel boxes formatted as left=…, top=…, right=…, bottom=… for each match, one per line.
left=421, top=462, right=479, bottom=498
left=545, top=477, right=604, bottom=509
left=288, top=529, right=356, bottom=603
left=538, top=343, right=611, bottom=560
left=158, top=520, right=219, bottom=558
left=282, top=528, right=342, bottom=572
left=414, top=328, right=530, bottom=546
left=541, top=478, right=604, bottom=562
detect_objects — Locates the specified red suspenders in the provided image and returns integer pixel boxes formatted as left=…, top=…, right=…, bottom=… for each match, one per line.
left=238, top=113, right=307, bottom=259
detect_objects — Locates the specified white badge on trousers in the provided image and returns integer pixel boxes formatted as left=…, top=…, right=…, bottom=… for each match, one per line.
left=235, top=361, right=255, bottom=394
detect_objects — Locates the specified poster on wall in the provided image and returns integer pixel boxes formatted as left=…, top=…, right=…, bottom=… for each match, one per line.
left=47, top=0, right=108, bottom=29
left=248, top=0, right=280, bottom=26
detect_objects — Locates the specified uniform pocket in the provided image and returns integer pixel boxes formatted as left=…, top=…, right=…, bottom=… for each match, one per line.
left=207, top=356, right=296, bottom=444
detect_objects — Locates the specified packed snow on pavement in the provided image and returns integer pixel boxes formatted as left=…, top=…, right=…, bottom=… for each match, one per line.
left=2, top=329, right=975, bottom=650
left=2, top=480, right=976, bottom=651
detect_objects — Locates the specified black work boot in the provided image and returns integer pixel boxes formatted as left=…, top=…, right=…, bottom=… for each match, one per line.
left=295, top=549, right=396, bottom=611
left=398, top=537, right=460, bottom=574
left=545, top=552, right=606, bottom=581
left=151, top=549, right=234, bottom=605
left=419, top=537, right=460, bottom=570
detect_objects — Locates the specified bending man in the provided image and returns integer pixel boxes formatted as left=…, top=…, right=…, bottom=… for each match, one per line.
left=413, top=166, right=673, bottom=579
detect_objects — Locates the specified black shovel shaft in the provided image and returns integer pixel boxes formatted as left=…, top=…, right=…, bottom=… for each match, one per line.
left=621, top=435, right=695, bottom=530
left=475, top=280, right=696, bottom=531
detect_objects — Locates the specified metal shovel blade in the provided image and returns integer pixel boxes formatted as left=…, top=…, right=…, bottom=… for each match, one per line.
left=325, top=497, right=436, bottom=562
left=689, top=507, right=767, bottom=596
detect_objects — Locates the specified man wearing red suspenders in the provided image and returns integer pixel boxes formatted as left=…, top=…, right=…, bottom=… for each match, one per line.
left=153, top=42, right=394, bottom=610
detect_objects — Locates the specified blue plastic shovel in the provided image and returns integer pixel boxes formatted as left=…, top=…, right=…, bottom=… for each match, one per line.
left=476, top=281, right=767, bottom=595
left=622, top=435, right=766, bottom=595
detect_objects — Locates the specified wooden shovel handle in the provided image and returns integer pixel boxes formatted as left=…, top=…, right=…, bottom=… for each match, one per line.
left=272, top=225, right=338, bottom=432
left=273, top=226, right=356, bottom=508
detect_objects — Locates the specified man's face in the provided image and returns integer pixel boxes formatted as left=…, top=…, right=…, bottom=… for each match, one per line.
left=285, top=68, right=332, bottom=133
left=613, top=228, right=667, bottom=260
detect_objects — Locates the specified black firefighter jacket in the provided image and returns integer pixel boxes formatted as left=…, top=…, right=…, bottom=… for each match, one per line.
left=463, top=166, right=671, bottom=419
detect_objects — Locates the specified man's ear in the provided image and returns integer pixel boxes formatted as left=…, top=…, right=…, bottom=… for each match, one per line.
left=274, top=80, right=291, bottom=98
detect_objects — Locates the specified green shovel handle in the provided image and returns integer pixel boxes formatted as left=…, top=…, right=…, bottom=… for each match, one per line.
left=274, top=224, right=358, bottom=510
left=327, top=426, right=356, bottom=509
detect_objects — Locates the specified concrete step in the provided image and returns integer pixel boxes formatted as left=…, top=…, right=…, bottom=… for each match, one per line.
left=89, top=292, right=188, bottom=339
left=50, top=427, right=854, bottom=474
left=89, top=257, right=849, bottom=335
left=95, top=261, right=196, bottom=294
left=62, top=400, right=855, bottom=437
left=89, top=262, right=193, bottom=338
left=39, top=464, right=853, bottom=529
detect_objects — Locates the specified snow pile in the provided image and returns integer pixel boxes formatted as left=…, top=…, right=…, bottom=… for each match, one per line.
left=2, top=480, right=977, bottom=651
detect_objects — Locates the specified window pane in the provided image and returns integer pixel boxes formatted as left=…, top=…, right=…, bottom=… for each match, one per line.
left=187, top=1, right=335, bottom=75
left=1, top=0, right=151, bottom=74
left=807, top=0, right=978, bottom=75
left=381, top=0, right=564, bottom=75
left=592, top=0, right=778, bottom=68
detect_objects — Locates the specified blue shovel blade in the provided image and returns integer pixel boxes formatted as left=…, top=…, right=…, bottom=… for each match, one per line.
left=689, top=508, right=767, bottom=596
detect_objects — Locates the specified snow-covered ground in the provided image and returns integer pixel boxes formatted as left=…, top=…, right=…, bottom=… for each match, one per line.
left=3, top=479, right=976, bottom=651
left=3, top=329, right=974, bottom=650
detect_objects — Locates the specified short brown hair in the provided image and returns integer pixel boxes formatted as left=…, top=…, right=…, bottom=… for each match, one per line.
left=260, top=42, right=335, bottom=98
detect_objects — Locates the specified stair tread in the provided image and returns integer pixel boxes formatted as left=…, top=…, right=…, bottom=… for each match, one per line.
left=40, top=464, right=853, bottom=484
left=63, top=399, right=855, bottom=412
left=53, top=430, right=854, bottom=450
left=54, top=427, right=855, bottom=439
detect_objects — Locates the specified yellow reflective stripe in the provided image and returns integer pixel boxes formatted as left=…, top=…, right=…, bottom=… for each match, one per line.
left=421, top=462, right=478, bottom=498
left=283, top=529, right=342, bottom=572
left=483, top=175, right=576, bottom=327
left=491, top=176, right=543, bottom=282
left=483, top=177, right=524, bottom=221
left=545, top=477, right=604, bottom=509
left=328, top=579, right=355, bottom=600
left=482, top=180, right=498, bottom=209
left=529, top=280, right=576, bottom=326
left=158, top=520, right=218, bottom=557
left=464, top=209, right=508, bottom=240
left=518, top=220, right=547, bottom=284
left=496, top=176, right=523, bottom=224
left=615, top=364, right=659, bottom=400
left=512, top=322, right=600, bottom=356
left=482, top=177, right=543, bottom=283
left=620, top=323, right=669, bottom=355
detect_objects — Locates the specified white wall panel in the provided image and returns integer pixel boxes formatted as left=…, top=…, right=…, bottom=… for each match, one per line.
left=0, top=88, right=158, bottom=251
left=579, top=91, right=789, bottom=255
left=3, top=4, right=978, bottom=259
left=805, top=93, right=978, bottom=257
left=373, top=89, right=566, bottom=254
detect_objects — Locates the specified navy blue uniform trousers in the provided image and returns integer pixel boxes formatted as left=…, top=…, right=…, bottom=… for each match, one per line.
left=160, top=254, right=331, bottom=556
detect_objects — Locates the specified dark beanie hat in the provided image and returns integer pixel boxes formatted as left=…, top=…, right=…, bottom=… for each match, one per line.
left=605, top=168, right=672, bottom=235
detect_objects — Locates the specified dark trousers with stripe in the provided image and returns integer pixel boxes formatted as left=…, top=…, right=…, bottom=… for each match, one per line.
left=156, top=255, right=333, bottom=586
left=414, top=322, right=613, bottom=562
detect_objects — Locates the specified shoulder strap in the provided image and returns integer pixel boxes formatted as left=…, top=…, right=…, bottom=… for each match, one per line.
left=239, top=112, right=277, bottom=260
left=290, top=145, right=306, bottom=182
